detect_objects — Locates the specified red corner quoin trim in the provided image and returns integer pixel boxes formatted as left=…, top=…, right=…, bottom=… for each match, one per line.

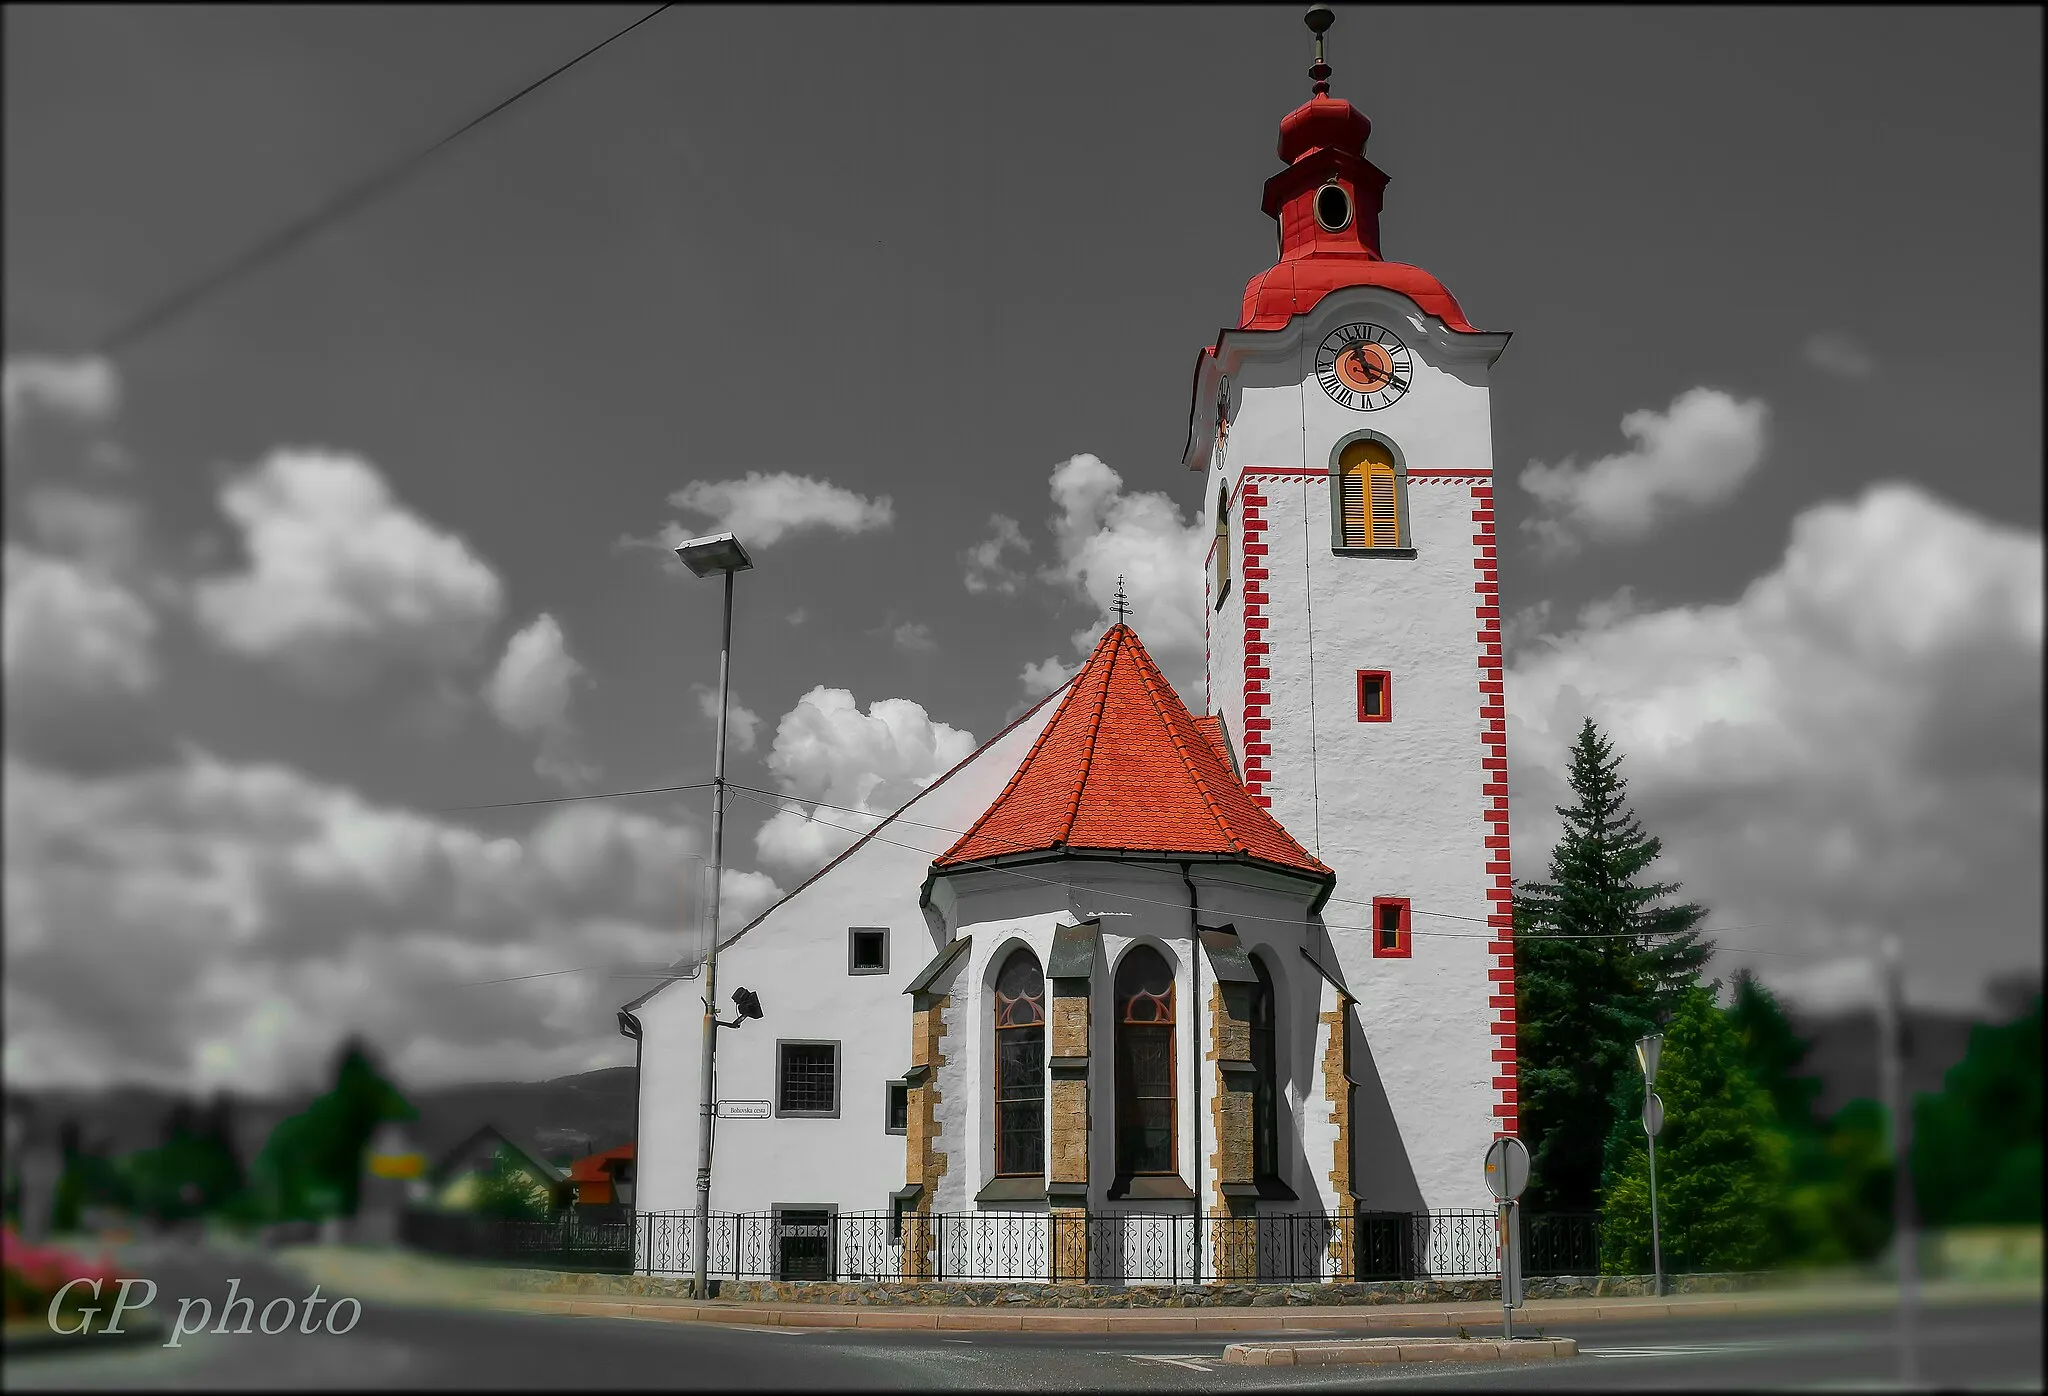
left=1474, top=482, right=1517, bottom=1138
left=1240, top=485, right=1271, bottom=808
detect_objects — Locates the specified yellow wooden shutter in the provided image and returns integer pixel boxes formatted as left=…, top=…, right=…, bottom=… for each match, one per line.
left=1367, top=463, right=1401, bottom=547
left=1338, top=440, right=1400, bottom=548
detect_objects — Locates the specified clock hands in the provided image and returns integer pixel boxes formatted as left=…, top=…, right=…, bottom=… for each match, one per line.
left=1331, top=341, right=1412, bottom=398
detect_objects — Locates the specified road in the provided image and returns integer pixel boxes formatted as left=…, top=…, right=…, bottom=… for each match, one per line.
left=6, top=1242, right=2040, bottom=1390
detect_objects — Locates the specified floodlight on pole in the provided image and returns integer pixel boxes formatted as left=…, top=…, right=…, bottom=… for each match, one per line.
left=673, top=531, right=754, bottom=577
left=676, top=530, right=753, bottom=1302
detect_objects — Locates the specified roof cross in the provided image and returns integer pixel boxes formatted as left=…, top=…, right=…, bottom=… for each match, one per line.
left=1111, top=577, right=1131, bottom=626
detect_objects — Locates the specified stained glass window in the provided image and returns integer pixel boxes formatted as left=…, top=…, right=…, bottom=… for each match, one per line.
left=993, top=949, right=1045, bottom=1176
left=1115, top=945, right=1177, bottom=1177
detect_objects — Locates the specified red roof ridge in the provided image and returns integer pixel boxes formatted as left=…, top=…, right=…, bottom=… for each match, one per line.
left=1056, top=627, right=1133, bottom=847
left=1123, top=630, right=1248, bottom=858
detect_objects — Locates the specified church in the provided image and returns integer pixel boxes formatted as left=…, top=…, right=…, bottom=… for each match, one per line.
left=623, top=9, right=1516, bottom=1285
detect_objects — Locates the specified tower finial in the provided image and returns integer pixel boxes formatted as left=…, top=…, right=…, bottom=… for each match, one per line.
left=1305, top=5, right=1335, bottom=97
left=1111, top=576, right=1131, bottom=626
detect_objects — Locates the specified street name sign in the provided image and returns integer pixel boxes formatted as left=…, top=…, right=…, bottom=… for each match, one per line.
left=717, top=1099, right=771, bottom=1120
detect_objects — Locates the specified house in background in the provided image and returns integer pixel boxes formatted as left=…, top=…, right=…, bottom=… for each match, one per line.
left=566, top=1144, right=635, bottom=1222
left=425, top=1124, right=568, bottom=1215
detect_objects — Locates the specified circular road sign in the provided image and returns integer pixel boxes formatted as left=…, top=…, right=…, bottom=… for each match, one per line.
left=1483, top=1135, right=1531, bottom=1202
left=1643, top=1091, right=1666, bottom=1138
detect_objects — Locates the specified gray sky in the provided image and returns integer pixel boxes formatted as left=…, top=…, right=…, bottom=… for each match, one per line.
left=4, top=5, right=2039, bottom=1092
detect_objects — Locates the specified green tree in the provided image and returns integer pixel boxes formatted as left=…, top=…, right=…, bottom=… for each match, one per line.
left=467, top=1150, right=556, bottom=1221
left=1598, top=985, right=1790, bottom=1274
left=1785, top=1098, right=1894, bottom=1266
left=1725, top=970, right=1822, bottom=1138
left=1515, top=719, right=1715, bottom=1212
left=1913, top=994, right=2042, bottom=1228
left=250, top=1038, right=414, bottom=1222
left=122, top=1096, right=247, bottom=1223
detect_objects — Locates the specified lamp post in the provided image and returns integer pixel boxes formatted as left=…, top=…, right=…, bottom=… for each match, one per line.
left=1876, top=936, right=1918, bottom=1387
left=1636, top=1033, right=1665, bottom=1297
left=674, top=530, right=753, bottom=1301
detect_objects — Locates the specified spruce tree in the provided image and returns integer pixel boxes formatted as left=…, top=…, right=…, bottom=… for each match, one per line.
left=1515, top=718, right=1714, bottom=1213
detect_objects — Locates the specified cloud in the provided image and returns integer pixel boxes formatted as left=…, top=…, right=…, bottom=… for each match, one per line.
left=0, top=751, right=787, bottom=1093
left=1802, top=332, right=1878, bottom=380
left=4, top=543, right=158, bottom=706
left=484, top=614, right=599, bottom=787
left=3, top=356, right=120, bottom=450
left=751, top=687, right=976, bottom=875
left=624, top=472, right=894, bottom=565
left=963, top=513, right=1032, bottom=595
left=1018, top=454, right=1208, bottom=703
left=1507, top=481, right=2043, bottom=1012
left=786, top=608, right=810, bottom=627
left=190, top=450, right=504, bottom=690
left=891, top=621, right=937, bottom=654
left=1519, top=388, right=1769, bottom=555
left=21, top=488, right=146, bottom=576
left=692, top=685, right=762, bottom=755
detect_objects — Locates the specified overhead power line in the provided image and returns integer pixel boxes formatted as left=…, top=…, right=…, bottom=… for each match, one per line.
left=89, top=3, right=676, bottom=357
left=433, top=779, right=711, bottom=814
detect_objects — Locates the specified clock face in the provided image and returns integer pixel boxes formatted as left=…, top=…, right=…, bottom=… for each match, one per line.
left=1315, top=323, right=1413, bottom=411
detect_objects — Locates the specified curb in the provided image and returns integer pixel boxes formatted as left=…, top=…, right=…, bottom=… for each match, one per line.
left=482, top=1285, right=2038, bottom=1333
left=1225, top=1336, right=1579, bottom=1366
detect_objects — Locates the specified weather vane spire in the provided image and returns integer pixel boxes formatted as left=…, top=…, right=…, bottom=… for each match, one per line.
left=1111, top=576, right=1131, bottom=626
left=1306, top=5, right=1335, bottom=97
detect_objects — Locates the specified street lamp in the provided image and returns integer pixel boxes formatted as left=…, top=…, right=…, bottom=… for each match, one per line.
left=675, top=530, right=753, bottom=1301
left=1636, top=1033, right=1665, bottom=1298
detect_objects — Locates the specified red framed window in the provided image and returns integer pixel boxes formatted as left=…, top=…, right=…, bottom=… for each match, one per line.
left=1372, top=897, right=1412, bottom=958
left=1357, top=670, right=1391, bottom=723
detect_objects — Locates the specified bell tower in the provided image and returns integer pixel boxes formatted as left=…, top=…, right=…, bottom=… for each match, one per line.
left=1185, top=5, right=1516, bottom=1215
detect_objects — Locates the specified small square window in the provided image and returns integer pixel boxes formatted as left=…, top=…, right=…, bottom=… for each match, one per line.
left=848, top=927, right=889, bottom=975
left=776, top=1041, right=840, bottom=1117
left=885, top=1080, right=909, bottom=1135
left=1372, top=897, right=1412, bottom=958
left=1357, top=670, right=1391, bottom=723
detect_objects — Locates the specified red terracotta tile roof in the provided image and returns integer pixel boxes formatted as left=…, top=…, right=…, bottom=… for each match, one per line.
left=934, top=625, right=1331, bottom=883
left=1191, top=714, right=1236, bottom=775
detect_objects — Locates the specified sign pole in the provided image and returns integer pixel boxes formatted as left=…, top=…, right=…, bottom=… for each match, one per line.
left=1646, top=1125, right=1663, bottom=1297
left=1482, top=1135, right=1530, bottom=1344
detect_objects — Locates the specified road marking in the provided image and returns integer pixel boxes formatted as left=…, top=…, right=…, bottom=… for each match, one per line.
left=1120, top=1353, right=1220, bottom=1372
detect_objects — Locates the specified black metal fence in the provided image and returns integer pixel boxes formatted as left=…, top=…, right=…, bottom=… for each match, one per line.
left=399, top=1209, right=633, bottom=1273
left=632, top=1209, right=1601, bottom=1285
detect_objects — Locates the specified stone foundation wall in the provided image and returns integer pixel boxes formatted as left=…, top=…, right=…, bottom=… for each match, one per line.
left=493, top=1269, right=1785, bottom=1305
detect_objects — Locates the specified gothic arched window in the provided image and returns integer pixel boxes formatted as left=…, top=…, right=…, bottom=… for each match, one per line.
left=1250, top=955, right=1280, bottom=1183
left=1114, top=945, right=1177, bottom=1178
left=1214, top=484, right=1231, bottom=607
left=993, top=948, right=1046, bottom=1177
left=1335, top=438, right=1407, bottom=550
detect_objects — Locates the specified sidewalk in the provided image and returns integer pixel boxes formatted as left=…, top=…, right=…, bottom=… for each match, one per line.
left=276, top=1247, right=2041, bottom=1335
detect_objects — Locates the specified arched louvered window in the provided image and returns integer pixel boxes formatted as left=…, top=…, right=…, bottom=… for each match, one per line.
left=1335, top=438, right=1406, bottom=550
left=1214, top=484, right=1231, bottom=607
left=1249, top=955, right=1280, bottom=1183
left=1114, top=945, right=1177, bottom=1178
left=993, top=949, right=1046, bottom=1176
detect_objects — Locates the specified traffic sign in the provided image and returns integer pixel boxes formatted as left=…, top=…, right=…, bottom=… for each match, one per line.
left=1482, top=1135, right=1530, bottom=1201
left=717, top=1099, right=771, bottom=1120
left=1642, top=1091, right=1665, bottom=1138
